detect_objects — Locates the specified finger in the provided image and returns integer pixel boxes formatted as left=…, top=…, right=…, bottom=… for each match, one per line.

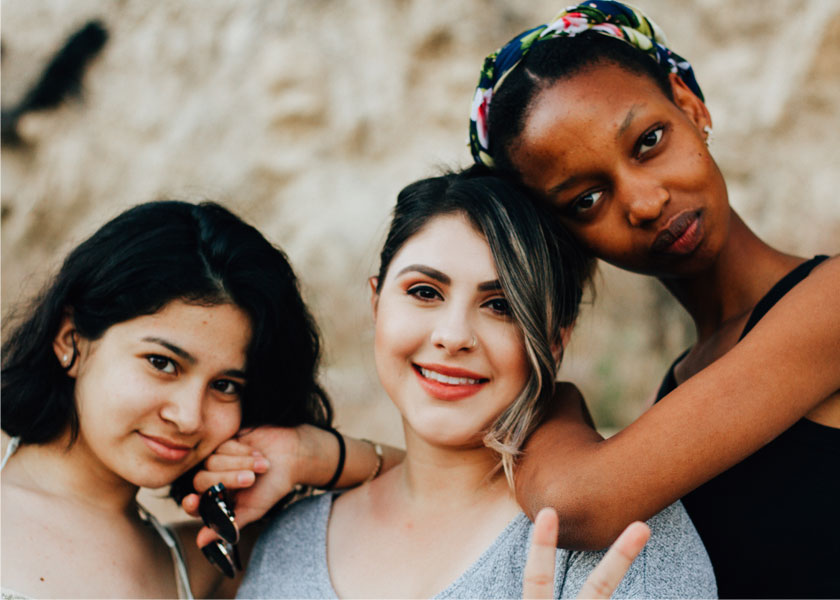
left=193, top=469, right=256, bottom=493
left=577, top=521, right=651, bottom=599
left=213, top=438, right=264, bottom=457
left=196, top=525, right=223, bottom=548
left=181, top=493, right=200, bottom=517
left=205, top=453, right=270, bottom=474
left=523, top=507, right=559, bottom=599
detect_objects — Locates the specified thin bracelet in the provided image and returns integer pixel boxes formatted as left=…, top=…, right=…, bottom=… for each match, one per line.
left=361, top=439, right=384, bottom=483
left=321, top=427, right=346, bottom=490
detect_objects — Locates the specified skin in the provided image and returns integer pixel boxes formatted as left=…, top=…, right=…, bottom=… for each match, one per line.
left=1, top=300, right=254, bottom=598
left=508, top=62, right=840, bottom=549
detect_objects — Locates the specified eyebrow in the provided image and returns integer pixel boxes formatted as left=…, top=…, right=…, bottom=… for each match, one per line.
left=395, top=264, right=501, bottom=292
left=616, top=104, right=641, bottom=139
left=396, top=264, right=450, bottom=285
left=143, top=337, right=196, bottom=363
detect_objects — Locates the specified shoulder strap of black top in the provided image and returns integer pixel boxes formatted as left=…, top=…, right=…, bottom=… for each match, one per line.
left=738, top=255, right=830, bottom=341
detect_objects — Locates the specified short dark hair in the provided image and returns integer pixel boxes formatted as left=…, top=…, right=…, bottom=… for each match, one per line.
left=2, top=201, right=331, bottom=497
left=488, top=31, right=675, bottom=174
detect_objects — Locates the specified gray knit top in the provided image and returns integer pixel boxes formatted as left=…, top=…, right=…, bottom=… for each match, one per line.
left=237, top=493, right=716, bottom=599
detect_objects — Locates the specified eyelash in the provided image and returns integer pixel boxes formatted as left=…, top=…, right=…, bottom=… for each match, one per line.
left=147, top=354, right=176, bottom=374
left=635, top=124, right=665, bottom=157
left=407, top=285, right=510, bottom=316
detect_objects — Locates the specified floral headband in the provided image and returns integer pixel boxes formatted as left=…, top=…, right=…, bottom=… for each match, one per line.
left=469, top=0, right=703, bottom=167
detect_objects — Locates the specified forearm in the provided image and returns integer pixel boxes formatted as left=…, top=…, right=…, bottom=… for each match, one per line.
left=295, top=424, right=404, bottom=489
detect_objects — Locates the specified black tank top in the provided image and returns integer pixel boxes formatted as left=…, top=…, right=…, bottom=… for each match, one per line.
left=655, top=256, right=840, bottom=599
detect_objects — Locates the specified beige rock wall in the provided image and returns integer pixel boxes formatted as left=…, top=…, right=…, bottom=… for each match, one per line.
left=3, top=0, right=839, bottom=450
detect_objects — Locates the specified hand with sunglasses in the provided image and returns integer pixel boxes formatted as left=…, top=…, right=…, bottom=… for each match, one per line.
left=182, top=424, right=403, bottom=549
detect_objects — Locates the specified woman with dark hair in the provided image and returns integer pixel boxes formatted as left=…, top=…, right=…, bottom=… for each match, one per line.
left=467, top=2, right=840, bottom=597
left=235, top=168, right=716, bottom=598
left=1, top=200, right=338, bottom=599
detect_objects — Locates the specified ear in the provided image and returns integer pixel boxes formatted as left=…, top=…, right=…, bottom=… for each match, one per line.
left=53, top=312, right=81, bottom=377
left=368, top=276, right=379, bottom=319
left=668, top=73, right=712, bottom=135
left=551, top=326, right=575, bottom=364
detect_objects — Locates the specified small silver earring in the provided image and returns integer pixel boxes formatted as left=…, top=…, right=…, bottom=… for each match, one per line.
left=703, top=125, right=713, bottom=147
left=62, top=354, right=69, bottom=365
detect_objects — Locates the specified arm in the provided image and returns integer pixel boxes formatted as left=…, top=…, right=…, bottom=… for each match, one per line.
left=516, top=256, right=840, bottom=549
left=184, top=424, right=404, bottom=547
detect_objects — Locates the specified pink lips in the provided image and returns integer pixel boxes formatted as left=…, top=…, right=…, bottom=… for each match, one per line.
left=413, top=363, right=489, bottom=401
left=652, top=210, right=704, bottom=255
left=139, top=433, right=193, bottom=462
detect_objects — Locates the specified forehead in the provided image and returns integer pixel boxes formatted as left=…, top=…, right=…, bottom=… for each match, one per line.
left=105, top=301, right=252, bottom=364
left=512, top=64, right=671, bottom=183
left=388, top=214, right=497, bottom=279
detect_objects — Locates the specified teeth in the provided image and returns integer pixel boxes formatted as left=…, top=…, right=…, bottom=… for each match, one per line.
left=420, top=367, right=479, bottom=385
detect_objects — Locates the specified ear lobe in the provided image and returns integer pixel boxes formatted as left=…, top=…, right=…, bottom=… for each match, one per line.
left=53, top=313, right=80, bottom=377
left=368, top=277, right=379, bottom=319
left=551, top=326, right=574, bottom=364
left=668, top=73, right=711, bottom=134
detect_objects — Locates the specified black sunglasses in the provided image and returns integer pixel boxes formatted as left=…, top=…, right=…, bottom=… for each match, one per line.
left=198, top=483, right=242, bottom=578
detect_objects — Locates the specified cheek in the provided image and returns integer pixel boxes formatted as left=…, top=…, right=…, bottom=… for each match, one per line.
left=373, top=301, right=427, bottom=368
left=202, top=403, right=242, bottom=448
left=488, top=326, right=532, bottom=397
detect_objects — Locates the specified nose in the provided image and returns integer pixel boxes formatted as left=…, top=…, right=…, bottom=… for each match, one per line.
left=429, top=305, right=477, bottom=355
left=159, top=383, right=205, bottom=435
left=623, top=178, right=669, bottom=227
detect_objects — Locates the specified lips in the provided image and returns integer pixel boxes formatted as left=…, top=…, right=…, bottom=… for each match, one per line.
left=413, top=363, right=489, bottom=401
left=652, top=210, right=704, bottom=255
left=138, top=432, right=194, bottom=462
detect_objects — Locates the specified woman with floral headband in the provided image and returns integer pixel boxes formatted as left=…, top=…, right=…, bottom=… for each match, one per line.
left=467, top=1, right=839, bottom=597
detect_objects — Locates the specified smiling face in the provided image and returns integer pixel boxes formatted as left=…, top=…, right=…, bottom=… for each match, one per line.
left=510, top=63, right=731, bottom=277
left=62, top=300, right=250, bottom=489
left=372, top=214, right=531, bottom=449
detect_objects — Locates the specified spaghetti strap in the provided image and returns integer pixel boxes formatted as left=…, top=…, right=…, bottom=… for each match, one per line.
left=137, top=504, right=195, bottom=599
left=1, top=437, right=21, bottom=471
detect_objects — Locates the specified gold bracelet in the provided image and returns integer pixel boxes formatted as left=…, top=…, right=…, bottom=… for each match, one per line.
left=360, top=439, right=384, bottom=483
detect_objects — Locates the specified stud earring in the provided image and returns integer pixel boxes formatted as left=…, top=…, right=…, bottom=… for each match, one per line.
left=62, top=354, right=69, bottom=365
left=703, top=125, right=714, bottom=147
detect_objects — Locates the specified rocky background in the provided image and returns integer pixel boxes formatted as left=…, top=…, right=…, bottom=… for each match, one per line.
left=3, top=1, right=839, bottom=512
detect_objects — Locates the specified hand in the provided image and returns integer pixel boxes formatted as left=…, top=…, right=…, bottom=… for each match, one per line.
left=182, top=426, right=302, bottom=548
left=522, top=508, right=651, bottom=599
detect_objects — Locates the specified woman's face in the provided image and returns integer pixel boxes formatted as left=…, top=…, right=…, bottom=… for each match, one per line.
left=62, top=300, right=250, bottom=489
left=372, top=214, right=531, bottom=448
left=509, top=63, right=730, bottom=277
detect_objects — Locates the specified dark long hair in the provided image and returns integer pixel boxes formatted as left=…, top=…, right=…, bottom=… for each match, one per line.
left=2, top=200, right=331, bottom=498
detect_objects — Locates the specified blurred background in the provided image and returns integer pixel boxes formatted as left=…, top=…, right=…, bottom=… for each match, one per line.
left=3, top=0, right=839, bottom=514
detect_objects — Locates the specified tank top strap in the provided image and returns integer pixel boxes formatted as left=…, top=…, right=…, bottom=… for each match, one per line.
left=136, top=504, right=195, bottom=600
left=1, top=437, right=21, bottom=471
left=739, top=255, right=829, bottom=341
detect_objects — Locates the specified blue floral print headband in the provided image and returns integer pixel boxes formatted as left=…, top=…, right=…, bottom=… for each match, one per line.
left=469, top=0, right=704, bottom=167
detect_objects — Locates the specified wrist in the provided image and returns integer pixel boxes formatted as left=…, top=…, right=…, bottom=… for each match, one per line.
left=294, top=424, right=340, bottom=488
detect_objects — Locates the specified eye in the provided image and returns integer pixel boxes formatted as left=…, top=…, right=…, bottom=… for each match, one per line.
left=570, top=190, right=604, bottom=215
left=407, top=285, right=442, bottom=302
left=483, top=297, right=511, bottom=316
left=147, top=354, right=176, bottom=374
left=637, top=125, right=664, bottom=156
left=211, top=379, right=243, bottom=398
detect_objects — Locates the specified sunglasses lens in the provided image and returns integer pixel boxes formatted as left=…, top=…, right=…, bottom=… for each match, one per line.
left=201, top=539, right=237, bottom=579
left=198, top=483, right=240, bottom=545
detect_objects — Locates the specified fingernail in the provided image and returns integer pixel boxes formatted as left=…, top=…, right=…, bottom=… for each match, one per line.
left=253, top=458, right=270, bottom=471
left=201, top=540, right=236, bottom=578
left=237, top=471, right=255, bottom=485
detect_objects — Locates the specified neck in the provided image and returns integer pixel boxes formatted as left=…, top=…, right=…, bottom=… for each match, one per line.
left=659, top=211, right=804, bottom=341
left=7, top=431, right=140, bottom=515
left=392, top=424, right=513, bottom=513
